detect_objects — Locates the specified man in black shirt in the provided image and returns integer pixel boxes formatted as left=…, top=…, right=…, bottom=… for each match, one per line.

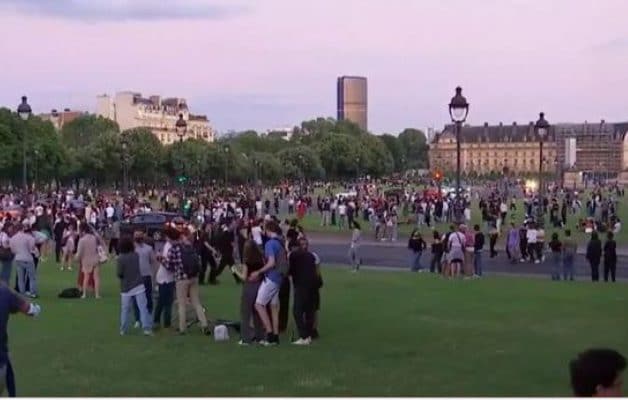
left=288, top=237, right=318, bottom=345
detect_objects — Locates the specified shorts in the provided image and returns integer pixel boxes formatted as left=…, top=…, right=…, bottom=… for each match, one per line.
left=255, top=278, right=280, bottom=306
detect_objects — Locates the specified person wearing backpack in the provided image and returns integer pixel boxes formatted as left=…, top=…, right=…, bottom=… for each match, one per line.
left=251, top=221, right=287, bottom=345
left=166, top=228, right=210, bottom=335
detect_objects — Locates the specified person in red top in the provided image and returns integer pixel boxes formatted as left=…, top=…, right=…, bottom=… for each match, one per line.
left=296, top=200, right=307, bottom=220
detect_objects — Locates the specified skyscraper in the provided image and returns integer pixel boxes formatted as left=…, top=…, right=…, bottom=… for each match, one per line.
left=337, top=76, right=368, bottom=131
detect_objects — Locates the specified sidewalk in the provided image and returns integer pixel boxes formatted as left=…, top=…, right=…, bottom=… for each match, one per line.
left=306, top=232, right=628, bottom=256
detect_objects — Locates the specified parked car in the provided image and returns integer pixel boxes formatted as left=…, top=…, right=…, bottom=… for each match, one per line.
left=119, top=212, right=183, bottom=241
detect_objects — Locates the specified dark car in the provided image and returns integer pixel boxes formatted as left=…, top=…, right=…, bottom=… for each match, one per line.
left=119, top=212, right=182, bottom=241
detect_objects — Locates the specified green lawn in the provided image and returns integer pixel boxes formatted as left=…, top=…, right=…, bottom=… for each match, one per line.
left=293, top=195, right=628, bottom=246
left=9, top=261, right=628, bottom=396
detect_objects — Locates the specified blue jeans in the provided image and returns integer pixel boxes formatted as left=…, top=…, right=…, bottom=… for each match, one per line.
left=410, top=251, right=423, bottom=271
left=551, top=252, right=562, bottom=280
left=563, top=254, right=575, bottom=281
left=133, top=276, right=153, bottom=322
left=15, top=260, right=36, bottom=295
left=120, top=289, right=152, bottom=333
left=0, top=260, right=12, bottom=284
left=473, top=251, right=483, bottom=276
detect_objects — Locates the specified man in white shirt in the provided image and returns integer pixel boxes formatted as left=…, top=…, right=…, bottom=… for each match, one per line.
left=526, top=224, right=539, bottom=263
left=338, top=202, right=347, bottom=230
left=154, top=236, right=175, bottom=329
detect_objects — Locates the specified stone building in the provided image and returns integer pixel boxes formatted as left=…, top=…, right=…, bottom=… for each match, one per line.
left=96, top=91, right=215, bottom=144
left=429, top=120, right=628, bottom=176
left=39, top=108, right=86, bottom=130
left=429, top=122, right=558, bottom=175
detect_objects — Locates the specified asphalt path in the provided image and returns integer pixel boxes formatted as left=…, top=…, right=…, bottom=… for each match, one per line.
left=307, top=236, right=628, bottom=280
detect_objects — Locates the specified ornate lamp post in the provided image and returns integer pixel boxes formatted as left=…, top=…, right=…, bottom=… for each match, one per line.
left=121, top=134, right=129, bottom=197
left=175, top=113, right=187, bottom=142
left=17, top=96, right=32, bottom=191
left=535, top=112, right=550, bottom=226
left=448, top=86, right=469, bottom=224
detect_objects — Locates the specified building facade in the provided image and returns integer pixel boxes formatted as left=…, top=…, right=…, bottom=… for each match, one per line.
left=39, top=108, right=86, bottom=130
left=429, top=120, right=628, bottom=176
left=96, top=91, right=215, bottom=144
left=337, top=76, right=368, bottom=131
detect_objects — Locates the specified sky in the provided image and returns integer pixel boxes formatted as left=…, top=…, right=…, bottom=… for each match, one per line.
left=1, top=0, right=627, bottom=135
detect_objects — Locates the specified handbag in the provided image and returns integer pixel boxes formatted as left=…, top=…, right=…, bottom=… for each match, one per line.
left=97, top=245, right=108, bottom=264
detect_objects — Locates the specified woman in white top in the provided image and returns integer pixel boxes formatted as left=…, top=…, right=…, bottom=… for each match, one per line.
left=447, top=226, right=466, bottom=279
left=153, top=235, right=175, bottom=329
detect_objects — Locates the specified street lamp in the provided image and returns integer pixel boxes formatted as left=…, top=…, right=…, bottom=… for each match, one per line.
left=535, top=112, right=550, bottom=226
left=175, top=113, right=187, bottom=142
left=17, top=96, right=32, bottom=191
left=223, top=145, right=230, bottom=186
left=33, top=149, right=39, bottom=190
left=121, top=134, right=129, bottom=197
left=448, top=86, right=469, bottom=224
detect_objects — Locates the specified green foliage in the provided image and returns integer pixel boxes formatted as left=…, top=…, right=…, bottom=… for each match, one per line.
left=0, top=109, right=431, bottom=187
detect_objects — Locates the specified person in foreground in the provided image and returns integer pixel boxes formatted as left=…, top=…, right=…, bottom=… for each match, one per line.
left=570, top=348, right=625, bottom=397
left=251, top=221, right=286, bottom=345
left=0, top=283, right=41, bottom=396
left=288, top=237, right=319, bottom=345
left=116, top=237, right=153, bottom=336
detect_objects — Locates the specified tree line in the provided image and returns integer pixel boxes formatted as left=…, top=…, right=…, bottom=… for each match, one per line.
left=0, top=109, right=429, bottom=189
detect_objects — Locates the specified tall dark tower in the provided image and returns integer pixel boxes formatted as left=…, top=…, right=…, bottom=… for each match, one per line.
left=337, top=76, right=368, bottom=131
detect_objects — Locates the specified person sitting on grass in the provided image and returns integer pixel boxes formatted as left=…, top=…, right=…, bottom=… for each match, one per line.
left=570, top=348, right=625, bottom=397
left=116, top=237, right=152, bottom=336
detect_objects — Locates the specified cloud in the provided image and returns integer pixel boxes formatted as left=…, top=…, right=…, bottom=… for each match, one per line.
left=0, top=0, right=248, bottom=22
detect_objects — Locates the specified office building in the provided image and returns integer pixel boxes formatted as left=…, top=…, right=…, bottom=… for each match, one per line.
left=337, top=76, right=368, bottom=131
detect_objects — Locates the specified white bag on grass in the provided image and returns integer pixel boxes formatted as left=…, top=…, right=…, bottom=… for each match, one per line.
left=214, top=325, right=229, bottom=342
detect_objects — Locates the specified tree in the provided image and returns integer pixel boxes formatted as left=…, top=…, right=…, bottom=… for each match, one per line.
left=379, top=134, right=405, bottom=171
left=398, top=128, right=428, bottom=169
left=122, top=127, right=165, bottom=184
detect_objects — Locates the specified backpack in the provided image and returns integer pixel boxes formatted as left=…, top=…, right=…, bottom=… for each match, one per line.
left=58, top=287, right=82, bottom=298
left=272, top=239, right=289, bottom=276
left=180, top=244, right=200, bottom=278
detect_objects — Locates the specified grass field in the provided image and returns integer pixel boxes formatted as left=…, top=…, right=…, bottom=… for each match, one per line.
left=9, top=261, right=628, bottom=396
left=291, top=195, right=628, bottom=246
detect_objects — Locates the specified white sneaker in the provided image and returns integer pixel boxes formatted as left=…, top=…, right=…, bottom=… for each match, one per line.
left=238, top=340, right=250, bottom=346
left=292, top=337, right=311, bottom=345
left=535, top=260, right=540, bottom=264
left=134, top=321, right=140, bottom=329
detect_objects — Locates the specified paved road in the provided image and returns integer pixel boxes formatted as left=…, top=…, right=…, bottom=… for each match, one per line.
left=308, top=238, right=628, bottom=280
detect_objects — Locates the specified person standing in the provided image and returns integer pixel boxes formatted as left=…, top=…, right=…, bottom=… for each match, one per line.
left=251, top=221, right=286, bottom=345
left=288, top=237, right=319, bottom=345
left=0, top=284, right=41, bottom=397
left=447, top=225, right=466, bottom=279
left=109, top=217, right=120, bottom=256
left=408, top=229, right=426, bottom=272
left=585, top=232, right=602, bottom=282
left=234, top=238, right=265, bottom=345
left=562, top=229, right=577, bottom=281
left=116, top=237, right=152, bottom=336
left=0, top=225, right=14, bottom=284
left=133, top=232, right=157, bottom=326
left=9, top=221, right=38, bottom=298
left=75, top=224, right=101, bottom=299
left=488, top=223, right=499, bottom=258
left=153, top=230, right=175, bottom=330
left=603, top=232, right=617, bottom=283
left=548, top=232, right=562, bottom=281
left=166, top=229, right=210, bottom=335
left=52, top=214, right=67, bottom=263
left=348, top=221, right=362, bottom=272
left=526, top=222, right=538, bottom=264
left=473, top=224, right=485, bottom=277
left=429, top=230, right=444, bottom=274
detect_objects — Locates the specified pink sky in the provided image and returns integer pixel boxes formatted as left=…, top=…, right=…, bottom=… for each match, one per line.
left=1, top=0, right=627, bottom=134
